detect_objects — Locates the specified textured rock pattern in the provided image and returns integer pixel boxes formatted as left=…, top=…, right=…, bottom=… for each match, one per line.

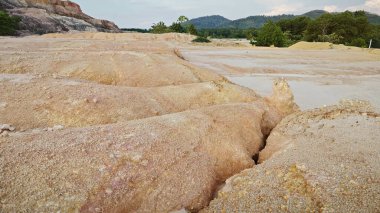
left=0, top=33, right=300, bottom=212
left=1, top=103, right=286, bottom=212
left=0, top=33, right=222, bottom=86
left=0, top=75, right=260, bottom=130
left=0, top=0, right=120, bottom=35
left=203, top=101, right=380, bottom=212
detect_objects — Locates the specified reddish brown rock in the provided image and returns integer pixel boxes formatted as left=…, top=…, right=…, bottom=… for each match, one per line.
left=0, top=0, right=120, bottom=35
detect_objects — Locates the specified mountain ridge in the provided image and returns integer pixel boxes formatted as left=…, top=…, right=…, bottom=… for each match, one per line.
left=186, top=10, right=380, bottom=29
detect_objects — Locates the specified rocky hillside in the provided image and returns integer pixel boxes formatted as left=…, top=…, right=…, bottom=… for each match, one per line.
left=0, top=0, right=120, bottom=35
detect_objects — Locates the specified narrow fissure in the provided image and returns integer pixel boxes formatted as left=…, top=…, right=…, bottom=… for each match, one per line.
left=253, top=134, right=269, bottom=164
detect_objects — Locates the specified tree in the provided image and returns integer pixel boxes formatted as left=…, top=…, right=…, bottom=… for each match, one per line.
left=256, top=21, right=285, bottom=47
left=169, top=16, right=188, bottom=33
left=150, top=21, right=169, bottom=34
left=0, top=10, right=20, bottom=36
left=277, top=16, right=311, bottom=41
left=187, top=24, right=198, bottom=35
left=169, top=22, right=185, bottom=33
left=303, top=11, right=373, bottom=47
left=177, top=16, right=189, bottom=23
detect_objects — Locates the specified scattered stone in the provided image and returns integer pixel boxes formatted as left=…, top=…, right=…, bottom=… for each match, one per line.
left=0, top=124, right=15, bottom=133
left=52, top=125, right=64, bottom=131
left=0, top=102, right=7, bottom=108
left=1, top=130, right=9, bottom=137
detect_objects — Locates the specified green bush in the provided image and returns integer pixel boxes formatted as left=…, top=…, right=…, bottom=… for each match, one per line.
left=150, top=21, right=170, bottom=34
left=192, top=36, right=211, bottom=43
left=187, top=24, right=198, bottom=35
left=0, top=10, right=20, bottom=36
left=256, top=21, right=285, bottom=47
left=317, top=33, right=344, bottom=44
left=349, top=38, right=368, bottom=48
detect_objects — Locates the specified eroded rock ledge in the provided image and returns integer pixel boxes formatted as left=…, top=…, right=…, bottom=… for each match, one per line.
left=0, top=0, right=120, bottom=35
left=203, top=101, right=380, bottom=212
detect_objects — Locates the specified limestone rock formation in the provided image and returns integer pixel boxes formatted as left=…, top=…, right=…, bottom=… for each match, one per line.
left=0, top=0, right=120, bottom=35
left=203, top=101, right=380, bottom=212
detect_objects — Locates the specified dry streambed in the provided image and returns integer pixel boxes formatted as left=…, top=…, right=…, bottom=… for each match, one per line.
left=0, top=33, right=379, bottom=212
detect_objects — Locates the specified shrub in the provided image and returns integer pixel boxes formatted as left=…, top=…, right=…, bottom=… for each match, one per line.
left=150, top=21, right=170, bottom=34
left=0, top=10, right=20, bottom=36
left=192, top=36, right=211, bottom=43
left=349, top=38, right=368, bottom=48
left=187, top=24, right=198, bottom=35
left=317, top=33, right=344, bottom=44
left=256, top=21, right=285, bottom=47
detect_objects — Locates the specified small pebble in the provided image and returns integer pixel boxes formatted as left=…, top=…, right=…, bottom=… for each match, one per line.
left=105, top=188, right=113, bottom=194
left=53, top=125, right=64, bottom=131
left=1, top=131, right=9, bottom=137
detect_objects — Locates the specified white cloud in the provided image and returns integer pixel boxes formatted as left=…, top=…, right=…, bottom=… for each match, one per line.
left=324, top=5, right=338, bottom=12
left=346, top=0, right=380, bottom=14
left=264, top=5, right=298, bottom=16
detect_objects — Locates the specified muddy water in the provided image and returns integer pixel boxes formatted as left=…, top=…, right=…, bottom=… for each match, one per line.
left=182, top=47, right=380, bottom=110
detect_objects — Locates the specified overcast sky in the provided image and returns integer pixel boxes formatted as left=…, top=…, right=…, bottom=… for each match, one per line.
left=73, top=0, right=380, bottom=28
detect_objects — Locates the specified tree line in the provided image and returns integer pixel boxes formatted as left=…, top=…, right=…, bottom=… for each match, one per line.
left=148, top=11, right=379, bottom=48
left=270, top=11, right=380, bottom=48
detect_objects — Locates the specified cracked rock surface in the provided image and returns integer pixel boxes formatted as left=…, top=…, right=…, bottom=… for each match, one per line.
left=203, top=101, right=380, bottom=212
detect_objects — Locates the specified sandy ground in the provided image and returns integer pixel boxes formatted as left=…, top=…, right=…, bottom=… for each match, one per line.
left=0, top=33, right=379, bottom=212
left=181, top=45, right=380, bottom=110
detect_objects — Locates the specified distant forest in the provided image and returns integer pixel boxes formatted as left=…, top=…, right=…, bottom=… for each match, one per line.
left=127, top=10, right=380, bottom=48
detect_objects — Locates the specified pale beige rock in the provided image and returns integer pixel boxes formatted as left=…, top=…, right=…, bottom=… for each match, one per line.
left=0, top=102, right=288, bottom=212
left=203, top=102, right=380, bottom=213
left=0, top=75, right=259, bottom=130
left=0, top=33, right=223, bottom=87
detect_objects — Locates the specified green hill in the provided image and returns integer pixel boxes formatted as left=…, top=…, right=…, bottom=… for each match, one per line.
left=186, top=10, right=380, bottom=29
left=184, top=15, right=231, bottom=29
left=222, top=14, right=296, bottom=29
left=302, top=10, right=328, bottom=19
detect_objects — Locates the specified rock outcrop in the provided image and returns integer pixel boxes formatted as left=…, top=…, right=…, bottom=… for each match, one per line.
left=203, top=101, right=380, bottom=212
left=0, top=100, right=295, bottom=212
left=0, top=32, right=301, bottom=212
left=0, top=33, right=222, bottom=86
left=0, top=75, right=260, bottom=131
left=0, top=0, right=120, bottom=35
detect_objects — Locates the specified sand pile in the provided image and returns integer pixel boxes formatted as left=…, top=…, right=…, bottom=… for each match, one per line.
left=288, top=41, right=366, bottom=50
left=204, top=100, right=380, bottom=212
left=289, top=41, right=335, bottom=50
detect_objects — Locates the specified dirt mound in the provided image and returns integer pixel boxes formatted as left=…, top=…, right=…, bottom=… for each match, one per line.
left=289, top=41, right=366, bottom=50
left=0, top=101, right=294, bottom=212
left=203, top=101, right=380, bottom=212
left=289, top=41, right=335, bottom=50
left=0, top=74, right=260, bottom=130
